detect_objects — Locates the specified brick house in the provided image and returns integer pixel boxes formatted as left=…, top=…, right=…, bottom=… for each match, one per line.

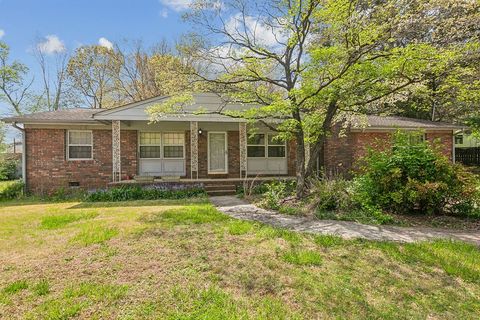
left=3, top=93, right=462, bottom=194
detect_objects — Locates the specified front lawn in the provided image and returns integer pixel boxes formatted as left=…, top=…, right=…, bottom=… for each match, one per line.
left=0, top=199, right=479, bottom=319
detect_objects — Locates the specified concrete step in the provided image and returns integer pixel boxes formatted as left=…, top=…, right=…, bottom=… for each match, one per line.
left=206, top=189, right=237, bottom=196
left=204, top=184, right=236, bottom=191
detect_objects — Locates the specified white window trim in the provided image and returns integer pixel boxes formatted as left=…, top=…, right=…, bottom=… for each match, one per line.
left=138, top=132, right=185, bottom=160
left=208, top=131, right=228, bottom=174
left=247, top=133, right=286, bottom=159
left=67, top=130, right=93, bottom=161
left=162, top=131, right=185, bottom=160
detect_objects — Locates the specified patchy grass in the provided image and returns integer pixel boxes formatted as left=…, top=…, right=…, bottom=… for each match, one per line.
left=281, top=249, right=323, bottom=266
left=0, top=199, right=479, bottom=319
left=72, top=225, right=119, bottom=246
left=40, top=211, right=98, bottom=229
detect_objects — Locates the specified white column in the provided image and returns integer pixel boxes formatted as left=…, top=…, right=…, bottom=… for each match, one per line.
left=190, top=121, right=199, bottom=179
left=112, top=120, right=121, bottom=182
left=239, top=122, right=247, bottom=178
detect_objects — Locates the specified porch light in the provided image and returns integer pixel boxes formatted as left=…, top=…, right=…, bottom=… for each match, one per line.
left=198, top=128, right=203, bottom=135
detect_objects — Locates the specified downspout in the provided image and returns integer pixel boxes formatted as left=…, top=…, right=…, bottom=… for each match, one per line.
left=12, top=122, right=26, bottom=193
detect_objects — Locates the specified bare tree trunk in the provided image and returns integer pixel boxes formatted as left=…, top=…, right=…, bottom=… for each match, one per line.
left=295, top=131, right=307, bottom=199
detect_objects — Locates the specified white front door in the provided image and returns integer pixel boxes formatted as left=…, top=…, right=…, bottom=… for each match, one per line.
left=208, top=132, right=228, bottom=173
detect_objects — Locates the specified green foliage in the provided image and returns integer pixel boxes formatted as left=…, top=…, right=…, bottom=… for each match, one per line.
left=85, top=185, right=206, bottom=202
left=0, top=180, right=24, bottom=201
left=355, top=131, right=480, bottom=216
left=311, top=178, right=393, bottom=225
left=0, top=158, right=19, bottom=181
left=261, top=180, right=296, bottom=210
left=152, top=205, right=228, bottom=225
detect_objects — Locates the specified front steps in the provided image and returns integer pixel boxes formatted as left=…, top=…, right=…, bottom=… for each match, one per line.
left=204, top=183, right=237, bottom=196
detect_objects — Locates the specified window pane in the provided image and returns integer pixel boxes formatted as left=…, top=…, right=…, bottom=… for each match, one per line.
left=140, top=146, right=161, bottom=158
left=69, top=131, right=91, bottom=145
left=268, top=146, right=285, bottom=157
left=268, top=134, right=284, bottom=146
left=409, top=134, right=425, bottom=145
left=163, top=133, right=184, bottom=145
left=247, top=146, right=265, bottom=157
left=247, top=134, right=265, bottom=145
left=69, top=146, right=92, bottom=159
left=164, top=146, right=184, bottom=158
left=140, top=132, right=161, bottom=145
left=455, top=135, right=463, bottom=144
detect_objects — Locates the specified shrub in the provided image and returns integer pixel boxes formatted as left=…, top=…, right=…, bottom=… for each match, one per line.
left=355, top=131, right=480, bottom=216
left=0, top=180, right=24, bottom=201
left=85, top=185, right=206, bottom=202
left=310, top=178, right=394, bottom=225
left=0, top=158, right=20, bottom=181
left=261, top=180, right=296, bottom=210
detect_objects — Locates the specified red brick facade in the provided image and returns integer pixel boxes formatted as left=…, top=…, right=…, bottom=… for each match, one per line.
left=25, top=129, right=137, bottom=194
left=324, top=129, right=454, bottom=176
left=24, top=126, right=454, bottom=194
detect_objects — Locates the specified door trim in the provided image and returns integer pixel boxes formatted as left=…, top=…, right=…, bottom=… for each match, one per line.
left=207, top=131, right=228, bottom=174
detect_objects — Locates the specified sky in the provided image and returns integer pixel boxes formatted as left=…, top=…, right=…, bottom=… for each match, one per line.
left=0, top=0, right=195, bottom=141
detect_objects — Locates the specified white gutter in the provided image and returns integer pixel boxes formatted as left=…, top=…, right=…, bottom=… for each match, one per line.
left=11, top=122, right=26, bottom=193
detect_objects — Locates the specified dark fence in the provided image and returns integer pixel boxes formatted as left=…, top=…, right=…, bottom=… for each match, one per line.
left=455, top=148, right=480, bottom=166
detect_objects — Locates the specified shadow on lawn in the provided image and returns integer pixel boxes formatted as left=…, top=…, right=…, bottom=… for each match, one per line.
left=68, top=198, right=210, bottom=209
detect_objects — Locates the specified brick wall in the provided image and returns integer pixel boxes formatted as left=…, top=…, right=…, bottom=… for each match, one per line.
left=324, top=129, right=454, bottom=176
left=26, top=128, right=137, bottom=194
left=426, top=131, right=453, bottom=160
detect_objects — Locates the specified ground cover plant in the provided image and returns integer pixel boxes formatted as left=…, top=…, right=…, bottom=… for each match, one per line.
left=0, top=198, right=479, bottom=319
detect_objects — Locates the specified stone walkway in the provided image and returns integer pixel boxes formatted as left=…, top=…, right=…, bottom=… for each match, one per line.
left=210, top=196, right=480, bottom=245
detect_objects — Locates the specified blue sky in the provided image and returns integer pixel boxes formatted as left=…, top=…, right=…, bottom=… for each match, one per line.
left=0, top=0, right=195, bottom=140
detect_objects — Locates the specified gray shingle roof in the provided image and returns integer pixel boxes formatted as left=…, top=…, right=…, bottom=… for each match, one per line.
left=352, top=115, right=464, bottom=130
left=2, top=108, right=101, bottom=123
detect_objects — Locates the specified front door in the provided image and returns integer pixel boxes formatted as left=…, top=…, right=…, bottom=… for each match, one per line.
left=208, top=132, right=228, bottom=173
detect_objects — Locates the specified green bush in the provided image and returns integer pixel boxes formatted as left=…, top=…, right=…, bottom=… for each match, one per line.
left=0, top=180, right=24, bottom=201
left=355, top=131, right=480, bottom=216
left=261, top=180, right=296, bottom=210
left=311, top=178, right=393, bottom=225
left=0, top=158, right=19, bottom=181
left=85, top=185, right=207, bottom=202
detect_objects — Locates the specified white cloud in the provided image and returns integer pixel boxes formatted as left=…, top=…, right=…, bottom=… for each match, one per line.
left=98, top=37, right=113, bottom=50
left=159, top=8, right=169, bottom=18
left=37, top=35, right=66, bottom=54
left=159, top=0, right=192, bottom=12
left=226, top=13, right=286, bottom=47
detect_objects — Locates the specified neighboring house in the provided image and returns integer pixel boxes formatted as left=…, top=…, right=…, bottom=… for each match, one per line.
left=453, top=132, right=480, bottom=166
left=2, top=93, right=462, bottom=194
left=454, top=132, right=480, bottom=148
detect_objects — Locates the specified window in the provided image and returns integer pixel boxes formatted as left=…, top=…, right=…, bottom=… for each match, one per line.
left=139, top=132, right=161, bottom=158
left=247, top=133, right=286, bottom=158
left=455, top=134, right=464, bottom=145
left=163, top=132, right=185, bottom=158
left=408, top=133, right=425, bottom=145
left=267, top=134, right=286, bottom=158
left=247, top=134, right=266, bottom=157
left=139, top=132, right=184, bottom=159
left=68, top=130, right=92, bottom=160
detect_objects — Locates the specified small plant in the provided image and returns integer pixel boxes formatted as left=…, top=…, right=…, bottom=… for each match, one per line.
left=72, top=225, right=119, bottom=246
left=3, top=280, right=28, bottom=294
left=33, top=279, right=50, bottom=296
left=0, top=158, right=20, bottom=181
left=40, top=212, right=98, bottom=229
left=261, top=180, right=296, bottom=210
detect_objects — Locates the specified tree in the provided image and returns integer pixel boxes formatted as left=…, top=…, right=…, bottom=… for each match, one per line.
left=0, top=41, right=36, bottom=115
left=67, top=45, right=122, bottom=109
left=148, top=0, right=478, bottom=197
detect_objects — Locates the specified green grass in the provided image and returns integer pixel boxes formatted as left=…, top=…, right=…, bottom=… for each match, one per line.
left=2, top=280, right=28, bottom=294
left=72, top=225, right=119, bottom=246
left=281, top=249, right=323, bottom=266
left=0, top=199, right=479, bottom=319
left=40, top=211, right=98, bottom=229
